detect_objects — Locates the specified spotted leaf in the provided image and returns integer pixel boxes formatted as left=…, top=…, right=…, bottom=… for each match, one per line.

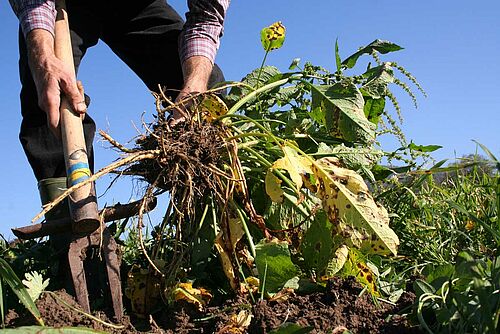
left=312, top=157, right=399, bottom=256
left=260, top=21, right=286, bottom=51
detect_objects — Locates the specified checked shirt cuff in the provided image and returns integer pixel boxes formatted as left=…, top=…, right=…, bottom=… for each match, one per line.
left=17, top=0, right=56, bottom=37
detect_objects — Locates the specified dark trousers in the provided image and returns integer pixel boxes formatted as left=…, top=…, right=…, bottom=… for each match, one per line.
left=18, top=0, right=223, bottom=181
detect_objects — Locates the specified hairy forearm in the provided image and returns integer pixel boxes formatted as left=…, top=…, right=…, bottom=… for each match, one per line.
left=26, top=29, right=55, bottom=77
left=181, top=55, right=213, bottom=94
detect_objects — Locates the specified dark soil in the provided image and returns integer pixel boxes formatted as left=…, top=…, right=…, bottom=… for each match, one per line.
left=4, top=277, right=422, bottom=333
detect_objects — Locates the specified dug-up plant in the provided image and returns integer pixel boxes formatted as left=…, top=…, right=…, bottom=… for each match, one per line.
left=31, top=22, right=426, bottom=314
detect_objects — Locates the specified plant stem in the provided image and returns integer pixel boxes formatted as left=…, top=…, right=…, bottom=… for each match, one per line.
left=256, top=50, right=270, bottom=90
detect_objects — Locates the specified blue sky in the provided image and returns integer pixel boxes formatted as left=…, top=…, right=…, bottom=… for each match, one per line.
left=0, top=1, right=499, bottom=238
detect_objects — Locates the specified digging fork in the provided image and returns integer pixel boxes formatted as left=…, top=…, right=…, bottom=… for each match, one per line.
left=54, top=0, right=123, bottom=321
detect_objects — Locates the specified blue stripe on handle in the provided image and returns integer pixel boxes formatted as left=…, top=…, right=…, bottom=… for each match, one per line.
left=67, top=162, right=90, bottom=174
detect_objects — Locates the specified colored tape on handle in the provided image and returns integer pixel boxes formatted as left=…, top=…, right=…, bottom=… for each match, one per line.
left=67, top=162, right=91, bottom=186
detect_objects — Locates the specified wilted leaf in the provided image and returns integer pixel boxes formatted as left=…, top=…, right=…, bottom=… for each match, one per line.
left=342, top=40, right=403, bottom=69
left=125, top=265, right=161, bottom=316
left=215, top=233, right=239, bottom=291
left=200, top=93, right=229, bottom=122
left=219, top=310, right=253, bottom=334
left=265, top=170, right=284, bottom=203
left=311, top=82, right=375, bottom=144
left=261, top=21, right=286, bottom=51
left=255, top=240, right=299, bottom=294
left=172, top=282, right=212, bottom=311
left=22, top=272, right=49, bottom=302
left=272, top=144, right=313, bottom=192
left=312, top=157, right=399, bottom=256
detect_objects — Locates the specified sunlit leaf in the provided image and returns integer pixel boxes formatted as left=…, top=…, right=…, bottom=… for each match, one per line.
left=269, top=322, right=314, bottom=334
left=289, top=58, right=301, bottom=70
left=312, top=158, right=399, bottom=256
left=265, top=170, right=284, bottom=203
left=342, top=39, right=403, bottom=69
left=260, top=21, right=286, bottom=51
left=324, top=244, right=349, bottom=277
left=311, top=82, right=376, bottom=144
left=408, top=142, right=443, bottom=152
left=22, top=271, right=49, bottom=302
left=172, top=282, right=212, bottom=311
left=272, top=144, right=313, bottom=192
left=343, top=248, right=380, bottom=296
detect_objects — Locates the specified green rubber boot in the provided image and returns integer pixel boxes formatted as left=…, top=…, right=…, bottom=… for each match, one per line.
left=38, top=177, right=72, bottom=287
left=38, top=177, right=69, bottom=222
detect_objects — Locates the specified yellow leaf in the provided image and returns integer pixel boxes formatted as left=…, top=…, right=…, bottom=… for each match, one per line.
left=125, top=265, right=161, bottom=316
left=343, top=248, right=380, bottom=296
left=312, top=157, right=399, bottom=256
left=260, top=21, right=286, bottom=51
left=215, top=233, right=238, bottom=291
left=265, top=170, right=284, bottom=203
left=229, top=217, right=245, bottom=251
left=272, top=144, right=312, bottom=193
left=200, top=93, right=229, bottom=122
left=172, top=282, right=213, bottom=311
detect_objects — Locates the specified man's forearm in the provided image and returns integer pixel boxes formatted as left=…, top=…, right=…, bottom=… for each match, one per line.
left=181, top=55, right=213, bottom=94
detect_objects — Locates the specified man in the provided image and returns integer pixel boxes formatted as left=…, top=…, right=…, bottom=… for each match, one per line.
left=9, top=0, right=229, bottom=218
left=8, top=1, right=230, bottom=295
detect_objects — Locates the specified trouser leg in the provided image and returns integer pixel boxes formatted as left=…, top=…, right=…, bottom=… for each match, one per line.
left=100, top=0, right=224, bottom=101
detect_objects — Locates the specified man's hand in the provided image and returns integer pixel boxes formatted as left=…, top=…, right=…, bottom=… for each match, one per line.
left=170, top=55, right=213, bottom=126
left=26, top=29, right=86, bottom=136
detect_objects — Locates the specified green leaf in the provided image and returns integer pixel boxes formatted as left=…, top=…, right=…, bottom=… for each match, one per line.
left=255, top=240, right=299, bottom=294
left=301, top=210, right=334, bottom=272
left=0, top=258, right=44, bottom=326
left=22, top=272, right=49, bottom=302
left=0, top=327, right=106, bottom=333
left=413, top=279, right=435, bottom=297
left=360, top=64, right=394, bottom=99
left=342, top=40, right=403, bottom=69
left=363, top=97, right=385, bottom=125
left=335, top=39, right=341, bottom=73
left=269, top=322, right=314, bottom=334
left=260, top=22, right=286, bottom=51
left=328, top=144, right=383, bottom=171
left=311, top=81, right=376, bottom=144
left=408, top=142, right=443, bottom=152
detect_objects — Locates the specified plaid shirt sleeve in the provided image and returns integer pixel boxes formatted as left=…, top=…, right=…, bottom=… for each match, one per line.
left=179, top=0, right=230, bottom=65
left=8, top=0, right=56, bottom=37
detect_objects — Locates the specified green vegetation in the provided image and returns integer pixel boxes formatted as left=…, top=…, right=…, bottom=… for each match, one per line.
left=0, top=22, right=497, bottom=333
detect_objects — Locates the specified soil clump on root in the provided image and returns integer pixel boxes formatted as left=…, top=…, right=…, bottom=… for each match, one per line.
left=127, top=117, right=226, bottom=195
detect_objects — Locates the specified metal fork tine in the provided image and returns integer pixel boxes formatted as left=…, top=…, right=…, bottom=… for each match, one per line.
left=68, top=237, right=91, bottom=313
left=67, top=227, right=123, bottom=321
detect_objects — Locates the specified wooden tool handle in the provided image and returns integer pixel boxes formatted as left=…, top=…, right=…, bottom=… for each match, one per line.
left=54, top=0, right=99, bottom=233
